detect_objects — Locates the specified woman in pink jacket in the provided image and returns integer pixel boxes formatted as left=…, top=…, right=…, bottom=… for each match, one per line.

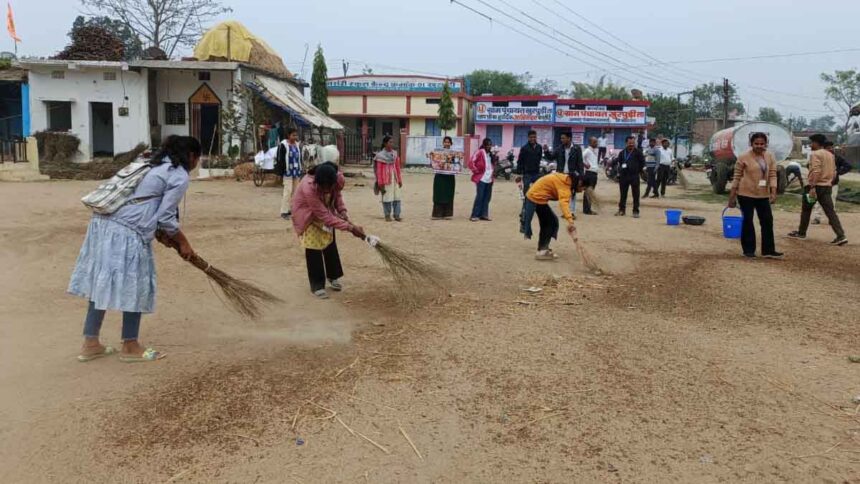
left=469, top=137, right=495, bottom=222
left=291, top=162, right=366, bottom=299
left=374, top=135, right=404, bottom=222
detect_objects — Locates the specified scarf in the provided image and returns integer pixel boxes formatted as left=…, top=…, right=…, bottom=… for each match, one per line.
left=375, top=148, right=397, bottom=164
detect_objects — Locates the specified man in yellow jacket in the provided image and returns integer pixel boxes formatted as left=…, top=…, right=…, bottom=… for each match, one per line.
left=522, top=172, right=578, bottom=260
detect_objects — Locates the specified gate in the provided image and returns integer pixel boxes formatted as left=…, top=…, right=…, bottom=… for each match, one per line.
left=341, top=132, right=372, bottom=165
left=0, top=139, right=27, bottom=163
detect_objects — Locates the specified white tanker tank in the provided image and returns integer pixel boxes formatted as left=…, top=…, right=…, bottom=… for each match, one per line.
left=707, top=122, right=792, bottom=194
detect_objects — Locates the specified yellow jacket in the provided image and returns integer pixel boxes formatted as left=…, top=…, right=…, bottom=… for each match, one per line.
left=526, top=173, right=574, bottom=223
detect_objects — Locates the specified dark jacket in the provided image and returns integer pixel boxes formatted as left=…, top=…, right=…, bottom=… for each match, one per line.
left=516, top=142, right=543, bottom=175
left=614, top=147, right=646, bottom=180
left=545, top=143, right=584, bottom=178
left=834, top=153, right=851, bottom=185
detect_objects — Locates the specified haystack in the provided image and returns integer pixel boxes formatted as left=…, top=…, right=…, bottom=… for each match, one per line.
left=193, top=21, right=293, bottom=78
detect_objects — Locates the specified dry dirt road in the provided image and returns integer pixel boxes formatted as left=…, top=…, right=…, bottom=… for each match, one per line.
left=1, top=171, right=859, bottom=483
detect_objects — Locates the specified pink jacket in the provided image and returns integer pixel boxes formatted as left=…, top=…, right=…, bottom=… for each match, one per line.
left=374, top=150, right=403, bottom=186
left=291, top=172, right=351, bottom=235
left=469, top=149, right=494, bottom=184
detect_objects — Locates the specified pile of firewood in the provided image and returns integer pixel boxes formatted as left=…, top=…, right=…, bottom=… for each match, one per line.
left=54, top=26, right=125, bottom=62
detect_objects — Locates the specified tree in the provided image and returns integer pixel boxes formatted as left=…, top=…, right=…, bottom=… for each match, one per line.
left=757, top=107, right=784, bottom=125
left=571, top=75, right=630, bottom=100
left=220, top=83, right=255, bottom=159
left=820, top=69, right=860, bottom=130
left=311, top=45, right=329, bottom=115
left=646, top=93, right=687, bottom=139
left=437, top=81, right=457, bottom=136
left=691, top=82, right=745, bottom=119
left=790, top=116, right=810, bottom=131
left=70, top=15, right=143, bottom=60
left=362, top=65, right=374, bottom=75
left=80, top=0, right=232, bottom=58
left=533, top=77, right=568, bottom=96
left=465, top=69, right=537, bottom=96
left=809, top=115, right=836, bottom=131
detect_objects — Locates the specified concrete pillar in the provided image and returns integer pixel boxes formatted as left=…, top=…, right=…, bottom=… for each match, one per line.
left=26, top=136, right=39, bottom=171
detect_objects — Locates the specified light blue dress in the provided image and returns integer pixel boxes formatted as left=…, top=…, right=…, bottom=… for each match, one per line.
left=68, top=161, right=190, bottom=313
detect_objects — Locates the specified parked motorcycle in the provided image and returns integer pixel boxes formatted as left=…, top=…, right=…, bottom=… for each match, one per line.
left=604, top=157, right=619, bottom=182
left=494, top=149, right=514, bottom=180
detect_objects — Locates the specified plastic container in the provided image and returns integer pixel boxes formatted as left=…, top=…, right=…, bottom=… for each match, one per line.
left=665, top=209, right=682, bottom=225
left=722, top=207, right=743, bottom=239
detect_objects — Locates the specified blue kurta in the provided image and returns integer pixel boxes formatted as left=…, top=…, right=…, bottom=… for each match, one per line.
left=68, top=161, right=190, bottom=313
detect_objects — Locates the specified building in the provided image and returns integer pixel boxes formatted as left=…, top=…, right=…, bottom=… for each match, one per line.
left=473, top=95, right=651, bottom=155
left=326, top=75, right=472, bottom=161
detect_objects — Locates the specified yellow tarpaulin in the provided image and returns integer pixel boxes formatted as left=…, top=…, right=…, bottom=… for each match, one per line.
left=194, top=21, right=292, bottom=77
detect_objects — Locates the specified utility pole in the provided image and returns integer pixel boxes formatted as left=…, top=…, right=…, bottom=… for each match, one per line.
left=674, top=90, right=695, bottom=159
left=722, top=78, right=730, bottom=129
left=342, top=60, right=350, bottom=77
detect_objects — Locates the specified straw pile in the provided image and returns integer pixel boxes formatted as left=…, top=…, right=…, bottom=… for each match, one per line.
left=159, top=233, right=282, bottom=319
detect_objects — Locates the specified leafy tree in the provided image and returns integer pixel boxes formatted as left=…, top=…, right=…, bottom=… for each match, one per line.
left=809, top=115, right=836, bottom=131
left=221, top=83, right=255, bottom=159
left=533, top=77, right=568, bottom=96
left=820, top=69, right=860, bottom=130
left=757, top=107, right=784, bottom=125
left=437, top=81, right=457, bottom=135
left=571, top=75, right=630, bottom=100
left=691, top=82, right=745, bottom=119
left=80, top=0, right=232, bottom=58
left=311, top=45, right=329, bottom=115
left=362, top=65, right=374, bottom=75
left=465, top=69, right=537, bottom=96
left=70, top=15, right=143, bottom=60
left=790, top=116, right=810, bottom=131
left=646, top=93, right=687, bottom=139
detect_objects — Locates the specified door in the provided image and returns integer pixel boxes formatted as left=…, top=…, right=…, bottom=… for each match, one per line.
left=189, top=83, right=221, bottom=155
left=90, top=102, right=114, bottom=157
left=382, top=122, right=394, bottom=137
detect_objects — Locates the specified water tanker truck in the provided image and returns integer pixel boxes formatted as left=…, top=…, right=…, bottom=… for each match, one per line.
left=707, top=122, right=792, bottom=195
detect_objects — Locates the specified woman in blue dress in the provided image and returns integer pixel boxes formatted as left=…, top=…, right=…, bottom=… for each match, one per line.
left=278, top=127, right=304, bottom=219
left=68, top=135, right=201, bottom=363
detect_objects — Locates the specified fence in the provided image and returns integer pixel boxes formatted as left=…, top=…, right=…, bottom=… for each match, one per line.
left=0, top=139, right=27, bottom=163
left=341, top=132, right=373, bottom=165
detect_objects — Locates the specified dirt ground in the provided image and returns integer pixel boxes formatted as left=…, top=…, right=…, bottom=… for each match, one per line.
left=1, top=170, right=859, bottom=483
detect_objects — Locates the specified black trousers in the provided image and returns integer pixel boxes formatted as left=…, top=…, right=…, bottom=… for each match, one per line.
left=656, top=165, right=670, bottom=196
left=305, top=237, right=344, bottom=292
left=535, top=203, right=559, bottom=250
left=644, top=166, right=657, bottom=196
left=738, top=195, right=775, bottom=255
left=582, top=171, right=598, bottom=214
left=799, top=185, right=845, bottom=237
left=598, top=147, right=607, bottom=161
left=618, top=176, right=640, bottom=213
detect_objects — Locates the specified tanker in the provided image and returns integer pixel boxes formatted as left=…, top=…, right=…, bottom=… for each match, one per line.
left=843, top=103, right=860, bottom=169
left=707, top=122, right=793, bottom=194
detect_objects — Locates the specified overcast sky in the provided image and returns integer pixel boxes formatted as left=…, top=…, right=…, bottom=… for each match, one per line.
left=9, top=0, right=860, bottom=122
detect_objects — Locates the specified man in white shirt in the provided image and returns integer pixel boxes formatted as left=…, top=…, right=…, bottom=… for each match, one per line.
left=657, top=138, right=674, bottom=197
left=582, top=136, right=600, bottom=215
left=597, top=133, right=608, bottom=163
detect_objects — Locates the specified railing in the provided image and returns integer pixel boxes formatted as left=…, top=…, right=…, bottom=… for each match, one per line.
left=341, top=132, right=372, bottom=165
left=0, top=139, right=27, bottom=163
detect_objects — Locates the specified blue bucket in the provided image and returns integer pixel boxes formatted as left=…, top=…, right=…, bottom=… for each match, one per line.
left=722, top=207, right=743, bottom=239
left=665, top=209, right=682, bottom=225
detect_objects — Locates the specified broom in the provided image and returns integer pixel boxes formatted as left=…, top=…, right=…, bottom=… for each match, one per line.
left=364, top=235, right=445, bottom=293
left=677, top=166, right=690, bottom=190
left=156, top=232, right=282, bottom=319
left=568, top=231, right=603, bottom=275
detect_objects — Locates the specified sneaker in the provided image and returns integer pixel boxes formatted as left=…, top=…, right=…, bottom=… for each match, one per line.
left=762, top=252, right=784, bottom=259
left=812, top=218, right=821, bottom=225
left=329, top=279, right=343, bottom=291
left=584, top=211, right=598, bottom=216
left=650, top=195, right=659, bottom=199
left=470, top=217, right=480, bottom=222
left=632, top=211, right=640, bottom=219
left=743, top=252, right=757, bottom=259
left=394, top=216, right=403, bottom=222
left=786, top=231, right=806, bottom=239
left=385, top=216, right=392, bottom=222
left=313, top=289, right=329, bottom=299
left=614, top=211, right=625, bottom=217
left=535, top=250, right=555, bottom=261
left=830, top=236, right=848, bottom=246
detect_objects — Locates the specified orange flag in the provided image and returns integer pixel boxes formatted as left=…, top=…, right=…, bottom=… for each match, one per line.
left=7, top=2, right=20, bottom=43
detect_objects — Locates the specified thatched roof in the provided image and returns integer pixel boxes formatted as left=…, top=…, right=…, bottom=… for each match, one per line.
left=0, top=66, right=27, bottom=82
left=193, top=21, right=293, bottom=79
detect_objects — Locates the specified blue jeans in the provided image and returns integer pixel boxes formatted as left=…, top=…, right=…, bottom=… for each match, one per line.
left=471, top=182, right=493, bottom=219
left=82, top=301, right=142, bottom=341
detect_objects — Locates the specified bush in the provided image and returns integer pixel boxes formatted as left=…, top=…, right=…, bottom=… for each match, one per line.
left=33, top=131, right=81, bottom=162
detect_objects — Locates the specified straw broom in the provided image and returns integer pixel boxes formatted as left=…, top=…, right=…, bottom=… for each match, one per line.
left=156, top=232, right=282, bottom=319
left=677, top=166, right=690, bottom=190
left=364, top=235, right=445, bottom=294
left=568, top=231, right=603, bottom=275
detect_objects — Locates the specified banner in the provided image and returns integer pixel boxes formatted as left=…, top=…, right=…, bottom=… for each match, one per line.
left=405, top=136, right=465, bottom=167
left=556, top=105, right=646, bottom=126
left=427, top=149, right=465, bottom=175
left=475, top=101, right=554, bottom=124
left=328, top=76, right=463, bottom=93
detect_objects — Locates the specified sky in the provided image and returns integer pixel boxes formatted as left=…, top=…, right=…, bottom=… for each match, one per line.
left=8, top=0, right=860, bottom=123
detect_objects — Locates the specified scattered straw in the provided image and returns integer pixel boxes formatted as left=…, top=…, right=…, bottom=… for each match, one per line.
left=398, top=424, right=424, bottom=461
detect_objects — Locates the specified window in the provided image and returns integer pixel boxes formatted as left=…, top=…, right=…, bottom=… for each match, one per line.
left=51, top=71, right=65, bottom=79
left=520, top=101, right=538, bottom=107
left=514, top=126, right=532, bottom=147
left=492, top=101, right=509, bottom=107
left=485, top=125, right=503, bottom=146
left=425, top=118, right=441, bottom=136
left=613, top=129, right=631, bottom=148
left=103, top=72, right=117, bottom=81
left=425, top=98, right=441, bottom=105
left=198, top=71, right=211, bottom=81
left=382, top=122, right=394, bottom=136
left=46, top=101, right=72, bottom=132
left=164, top=103, right=186, bottom=125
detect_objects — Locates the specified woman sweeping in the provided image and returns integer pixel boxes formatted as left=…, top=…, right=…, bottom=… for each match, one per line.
left=374, top=135, right=404, bottom=222
left=432, top=136, right=456, bottom=220
left=468, top=137, right=495, bottom=222
left=292, top=162, right=367, bottom=299
left=69, top=135, right=200, bottom=363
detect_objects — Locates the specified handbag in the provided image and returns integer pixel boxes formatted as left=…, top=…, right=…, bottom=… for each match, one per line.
left=301, top=221, right=334, bottom=250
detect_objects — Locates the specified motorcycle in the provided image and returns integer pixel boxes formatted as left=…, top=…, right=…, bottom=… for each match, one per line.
left=494, top=149, right=514, bottom=180
left=604, top=157, right=619, bottom=182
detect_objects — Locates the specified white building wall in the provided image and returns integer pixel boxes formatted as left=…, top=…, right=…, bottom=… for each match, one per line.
left=155, top=69, right=235, bottom=152
left=28, top=66, right=149, bottom=161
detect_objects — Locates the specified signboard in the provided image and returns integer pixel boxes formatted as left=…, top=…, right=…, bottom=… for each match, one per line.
left=328, top=76, right=463, bottom=93
left=475, top=101, right=554, bottom=124
left=555, top=105, right=647, bottom=126
left=405, top=136, right=465, bottom=167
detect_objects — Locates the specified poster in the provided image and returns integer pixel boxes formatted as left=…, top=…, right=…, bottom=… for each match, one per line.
left=427, top=149, right=465, bottom=175
left=405, top=136, right=465, bottom=167
left=475, top=101, right=555, bottom=124
left=555, top=105, right=647, bottom=126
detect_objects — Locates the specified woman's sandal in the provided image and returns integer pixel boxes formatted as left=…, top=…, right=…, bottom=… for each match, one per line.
left=77, top=345, right=117, bottom=362
left=119, top=348, right=165, bottom=363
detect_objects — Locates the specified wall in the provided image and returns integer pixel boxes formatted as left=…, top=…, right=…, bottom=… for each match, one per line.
left=329, top=96, right=363, bottom=115
left=154, top=68, right=235, bottom=152
left=408, top=118, right=426, bottom=135
left=28, top=66, right=149, bottom=161
left=410, top=96, right=441, bottom=117
left=366, top=96, right=407, bottom=116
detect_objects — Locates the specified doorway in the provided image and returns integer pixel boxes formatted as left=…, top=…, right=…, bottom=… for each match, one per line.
left=189, top=83, right=221, bottom=156
left=90, top=102, right=114, bottom=157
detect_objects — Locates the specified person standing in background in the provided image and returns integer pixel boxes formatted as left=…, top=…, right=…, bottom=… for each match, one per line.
left=279, top=128, right=303, bottom=220
left=374, top=136, right=404, bottom=222
left=614, top=136, right=645, bottom=218
left=643, top=138, right=660, bottom=198
left=597, top=132, right=608, bottom=165
left=656, top=138, right=674, bottom=197
left=516, top=130, right=544, bottom=225
left=581, top=136, right=600, bottom=215
left=787, top=134, right=847, bottom=245
left=468, top=137, right=495, bottom=222
left=727, top=132, right=782, bottom=259
left=544, top=131, right=583, bottom=217
left=432, top=136, right=457, bottom=220
left=811, top=140, right=852, bottom=225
